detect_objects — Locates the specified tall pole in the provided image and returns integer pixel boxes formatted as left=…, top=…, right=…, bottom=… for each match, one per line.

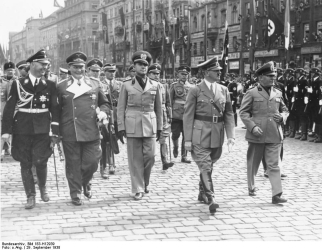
left=187, top=6, right=191, bottom=67
left=132, top=0, right=137, bottom=52
left=172, top=21, right=175, bottom=79
left=203, top=3, right=208, bottom=61
left=123, top=2, right=127, bottom=77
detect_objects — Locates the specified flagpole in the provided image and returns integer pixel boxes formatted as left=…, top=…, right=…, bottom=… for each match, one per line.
left=172, top=21, right=175, bottom=80
left=203, top=3, right=208, bottom=61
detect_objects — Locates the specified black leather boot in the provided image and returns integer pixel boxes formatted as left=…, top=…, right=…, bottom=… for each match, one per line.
left=21, top=168, right=36, bottom=209
left=315, top=125, right=322, bottom=143
left=83, top=182, right=92, bottom=199
left=300, top=122, right=307, bottom=141
left=161, top=144, right=174, bottom=170
left=288, top=121, right=295, bottom=138
left=181, top=139, right=191, bottom=163
left=272, top=192, right=287, bottom=204
left=173, top=139, right=179, bottom=158
left=197, top=175, right=208, bottom=204
left=234, top=113, right=237, bottom=127
left=200, top=171, right=219, bottom=214
left=37, top=167, right=50, bottom=202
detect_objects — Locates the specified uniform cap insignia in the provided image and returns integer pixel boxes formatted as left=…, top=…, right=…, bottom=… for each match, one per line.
left=141, top=54, right=147, bottom=59
left=233, top=87, right=236, bottom=90
left=76, top=53, right=81, bottom=57
left=40, top=95, right=47, bottom=102
left=74, top=58, right=83, bottom=62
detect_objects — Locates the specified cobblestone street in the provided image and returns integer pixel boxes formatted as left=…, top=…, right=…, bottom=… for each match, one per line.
left=1, top=115, right=322, bottom=241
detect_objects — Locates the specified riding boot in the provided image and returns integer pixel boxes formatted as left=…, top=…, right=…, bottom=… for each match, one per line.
left=315, top=124, right=322, bottom=143
left=160, top=143, right=174, bottom=170
left=36, top=167, right=50, bottom=202
left=21, top=168, right=36, bottom=209
left=172, top=139, right=179, bottom=158
left=284, top=119, right=290, bottom=137
left=200, top=171, right=219, bottom=213
left=300, top=122, right=307, bottom=141
left=289, top=121, right=295, bottom=138
left=308, top=126, right=318, bottom=142
left=197, top=174, right=208, bottom=204
left=181, top=139, right=191, bottom=163
left=234, top=113, right=237, bottom=127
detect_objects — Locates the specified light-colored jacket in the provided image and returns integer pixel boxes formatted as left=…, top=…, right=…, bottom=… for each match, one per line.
left=239, top=85, right=289, bottom=144
left=117, top=77, right=163, bottom=138
left=183, top=80, right=235, bottom=148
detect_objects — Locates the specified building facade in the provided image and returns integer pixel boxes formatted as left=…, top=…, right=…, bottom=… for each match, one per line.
left=9, top=30, right=27, bottom=63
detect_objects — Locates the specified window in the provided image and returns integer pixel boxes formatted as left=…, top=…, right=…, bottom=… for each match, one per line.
left=304, top=24, right=309, bottom=42
left=200, top=41, right=204, bottom=54
left=219, top=38, right=223, bottom=51
left=317, top=21, right=322, bottom=34
left=233, top=36, right=237, bottom=49
left=201, top=15, right=205, bottom=31
left=232, top=5, right=238, bottom=24
left=173, top=8, right=176, bottom=16
left=245, top=3, right=250, bottom=16
left=221, top=9, right=226, bottom=26
left=180, top=5, right=182, bottom=16
left=110, top=9, right=113, bottom=18
left=92, top=4, right=97, bottom=9
left=92, top=15, right=98, bottom=23
left=207, top=11, right=211, bottom=28
left=193, top=16, right=197, bottom=32
left=193, top=43, right=197, bottom=55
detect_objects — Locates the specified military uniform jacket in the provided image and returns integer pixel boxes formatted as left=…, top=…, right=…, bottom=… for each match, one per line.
left=170, top=81, right=193, bottom=120
left=160, top=82, right=172, bottom=120
left=1, top=76, right=59, bottom=135
left=105, top=79, right=122, bottom=106
left=47, top=72, right=59, bottom=85
left=239, top=85, right=289, bottom=144
left=292, top=76, right=308, bottom=109
left=227, top=81, right=238, bottom=104
left=183, top=80, right=235, bottom=148
left=57, top=76, right=110, bottom=142
left=309, top=76, right=320, bottom=105
left=117, top=77, right=163, bottom=138
left=285, top=77, right=294, bottom=103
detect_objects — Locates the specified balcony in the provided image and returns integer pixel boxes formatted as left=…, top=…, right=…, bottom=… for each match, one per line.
left=114, top=26, right=124, bottom=37
left=207, top=27, right=219, bottom=39
left=150, top=39, right=163, bottom=48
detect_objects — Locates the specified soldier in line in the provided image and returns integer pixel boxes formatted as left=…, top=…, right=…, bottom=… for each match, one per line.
left=16, top=60, right=29, bottom=78
left=183, top=57, right=235, bottom=214
left=169, top=66, right=193, bottom=163
left=283, top=68, right=295, bottom=137
left=59, top=68, right=69, bottom=81
left=308, top=68, right=322, bottom=143
left=103, top=63, right=123, bottom=175
left=240, top=61, right=288, bottom=204
left=227, top=73, right=238, bottom=127
left=44, top=62, right=58, bottom=84
left=1, top=49, right=60, bottom=209
left=147, top=63, right=174, bottom=171
left=57, top=52, right=110, bottom=206
left=117, top=51, right=163, bottom=200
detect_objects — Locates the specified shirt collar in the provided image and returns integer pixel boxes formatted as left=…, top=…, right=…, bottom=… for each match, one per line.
left=314, top=76, right=319, bottom=81
left=204, top=78, right=217, bottom=90
left=29, top=73, right=41, bottom=86
left=72, top=76, right=84, bottom=84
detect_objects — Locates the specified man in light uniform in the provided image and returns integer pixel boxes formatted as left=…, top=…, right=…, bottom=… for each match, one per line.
left=183, top=57, right=235, bottom=214
left=117, top=51, right=162, bottom=200
left=239, top=61, right=288, bottom=204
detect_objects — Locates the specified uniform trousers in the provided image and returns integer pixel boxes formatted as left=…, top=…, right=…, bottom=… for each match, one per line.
left=171, top=119, right=184, bottom=141
left=126, top=137, right=155, bottom=193
left=191, top=144, right=222, bottom=172
left=247, top=142, right=282, bottom=196
left=62, top=139, right=101, bottom=199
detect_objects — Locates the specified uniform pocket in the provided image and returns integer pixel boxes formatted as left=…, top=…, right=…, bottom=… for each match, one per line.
left=173, top=103, right=184, bottom=119
left=192, top=122, right=202, bottom=145
left=125, top=115, right=135, bottom=133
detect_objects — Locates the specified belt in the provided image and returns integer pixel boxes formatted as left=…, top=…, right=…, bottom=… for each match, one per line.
left=126, top=106, right=154, bottom=112
left=194, top=114, right=223, bottom=123
left=18, top=108, right=49, bottom=113
left=174, top=100, right=186, bottom=104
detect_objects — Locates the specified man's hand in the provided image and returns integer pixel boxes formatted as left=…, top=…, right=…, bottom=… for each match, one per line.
left=50, top=136, right=60, bottom=148
left=185, top=141, right=192, bottom=151
left=227, top=138, right=235, bottom=152
left=273, top=113, right=283, bottom=123
left=252, top=126, right=263, bottom=137
left=156, top=130, right=161, bottom=141
left=167, top=118, right=172, bottom=124
left=1, top=133, right=10, bottom=143
left=117, top=130, right=126, bottom=144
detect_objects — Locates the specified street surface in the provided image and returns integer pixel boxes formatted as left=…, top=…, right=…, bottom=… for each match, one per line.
left=1, top=114, right=322, bottom=241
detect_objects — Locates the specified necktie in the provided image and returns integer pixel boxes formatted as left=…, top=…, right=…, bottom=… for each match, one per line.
left=35, top=79, right=38, bottom=86
left=210, top=83, right=215, bottom=96
left=77, top=80, right=81, bottom=86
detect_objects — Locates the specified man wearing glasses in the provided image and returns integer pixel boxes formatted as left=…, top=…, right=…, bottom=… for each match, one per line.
left=56, top=52, right=110, bottom=206
left=240, top=61, right=288, bottom=204
left=1, top=49, right=60, bottom=209
left=183, top=57, right=235, bottom=214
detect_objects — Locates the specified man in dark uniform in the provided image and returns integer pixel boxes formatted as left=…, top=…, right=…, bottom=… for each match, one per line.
left=148, top=63, right=174, bottom=171
left=292, top=68, right=309, bottom=141
left=1, top=49, right=60, bottom=209
left=59, top=68, right=69, bottom=81
left=170, top=65, right=193, bottom=163
left=183, top=57, right=235, bottom=213
left=227, top=73, right=238, bottom=126
left=283, top=68, right=295, bottom=137
left=308, top=68, right=322, bottom=143
left=16, top=60, right=29, bottom=78
left=57, top=51, right=110, bottom=205
left=103, top=63, right=123, bottom=175
left=44, top=63, right=58, bottom=85
left=117, top=51, right=162, bottom=200
left=240, top=61, right=288, bottom=204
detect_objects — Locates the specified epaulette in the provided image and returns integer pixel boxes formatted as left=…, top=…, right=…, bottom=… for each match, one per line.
left=247, top=86, right=256, bottom=91
left=273, top=85, right=282, bottom=92
left=89, top=76, right=99, bottom=82
left=123, top=77, right=132, bottom=83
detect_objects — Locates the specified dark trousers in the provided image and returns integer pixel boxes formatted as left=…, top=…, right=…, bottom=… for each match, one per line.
left=62, top=140, right=101, bottom=199
left=171, top=119, right=183, bottom=141
left=11, top=134, right=52, bottom=197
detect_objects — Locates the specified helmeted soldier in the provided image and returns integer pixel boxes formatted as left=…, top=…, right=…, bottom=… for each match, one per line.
left=57, top=51, right=110, bottom=206
left=1, top=49, right=60, bottom=209
left=148, top=63, right=174, bottom=171
left=227, top=73, right=238, bottom=126
left=170, top=65, right=193, bottom=163
left=183, top=57, right=235, bottom=213
left=117, top=51, right=163, bottom=200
